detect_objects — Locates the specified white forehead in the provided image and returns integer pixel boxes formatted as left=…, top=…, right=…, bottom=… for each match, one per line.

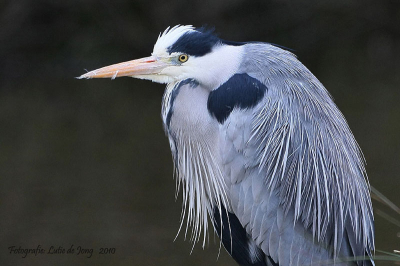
left=153, top=25, right=196, bottom=55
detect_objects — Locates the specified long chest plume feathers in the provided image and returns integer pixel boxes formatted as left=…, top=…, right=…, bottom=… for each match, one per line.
left=162, top=80, right=230, bottom=247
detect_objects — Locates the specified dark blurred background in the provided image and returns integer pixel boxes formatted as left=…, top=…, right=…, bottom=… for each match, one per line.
left=1, top=0, right=399, bottom=265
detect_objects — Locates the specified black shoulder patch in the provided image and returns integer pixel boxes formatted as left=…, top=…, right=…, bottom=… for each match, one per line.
left=207, top=73, right=267, bottom=124
left=213, top=205, right=273, bottom=266
left=167, top=30, right=220, bottom=57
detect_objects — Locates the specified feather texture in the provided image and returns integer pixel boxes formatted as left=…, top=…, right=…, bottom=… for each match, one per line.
left=162, top=80, right=231, bottom=247
left=220, top=43, right=374, bottom=264
left=159, top=26, right=374, bottom=265
left=82, top=25, right=375, bottom=265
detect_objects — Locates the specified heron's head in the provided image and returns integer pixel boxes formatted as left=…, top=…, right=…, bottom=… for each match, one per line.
left=79, top=25, right=243, bottom=89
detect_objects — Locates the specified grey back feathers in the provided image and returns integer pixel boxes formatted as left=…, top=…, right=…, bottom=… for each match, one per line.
left=227, top=44, right=374, bottom=265
left=161, top=28, right=374, bottom=266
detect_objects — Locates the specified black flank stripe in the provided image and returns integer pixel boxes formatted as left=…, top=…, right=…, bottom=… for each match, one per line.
left=213, top=205, right=273, bottom=266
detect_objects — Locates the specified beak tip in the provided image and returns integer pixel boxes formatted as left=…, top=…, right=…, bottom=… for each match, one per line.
left=77, top=71, right=95, bottom=80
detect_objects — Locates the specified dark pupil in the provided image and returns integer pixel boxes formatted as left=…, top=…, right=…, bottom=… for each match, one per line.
left=180, top=55, right=186, bottom=61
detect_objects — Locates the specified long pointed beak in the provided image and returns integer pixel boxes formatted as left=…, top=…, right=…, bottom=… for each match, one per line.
left=78, top=55, right=168, bottom=79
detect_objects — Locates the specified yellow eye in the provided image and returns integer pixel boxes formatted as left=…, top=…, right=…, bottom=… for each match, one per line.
left=178, top=54, right=189, bottom=63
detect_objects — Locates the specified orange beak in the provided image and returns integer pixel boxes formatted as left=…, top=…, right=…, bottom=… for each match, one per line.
left=78, top=55, right=168, bottom=79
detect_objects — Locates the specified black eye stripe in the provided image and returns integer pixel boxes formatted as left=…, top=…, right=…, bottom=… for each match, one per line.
left=167, top=30, right=220, bottom=57
left=167, top=28, right=249, bottom=57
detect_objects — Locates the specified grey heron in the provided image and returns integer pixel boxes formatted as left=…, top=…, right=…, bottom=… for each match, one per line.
left=79, top=25, right=375, bottom=265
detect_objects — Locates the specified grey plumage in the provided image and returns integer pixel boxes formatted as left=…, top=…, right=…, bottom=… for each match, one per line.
left=79, top=25, right=375, bottom=266
left=163, top=42, right=374, bottom=265
left=240, top=44, right=374, bottom=262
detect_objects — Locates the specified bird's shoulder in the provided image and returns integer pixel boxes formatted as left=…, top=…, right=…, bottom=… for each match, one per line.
left=216, top=64, right=374, bottom=265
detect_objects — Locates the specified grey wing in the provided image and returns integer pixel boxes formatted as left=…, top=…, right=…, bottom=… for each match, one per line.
left=219, top=47, right=374, bottom=265
left=221, top=108, right=332, bottom=265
